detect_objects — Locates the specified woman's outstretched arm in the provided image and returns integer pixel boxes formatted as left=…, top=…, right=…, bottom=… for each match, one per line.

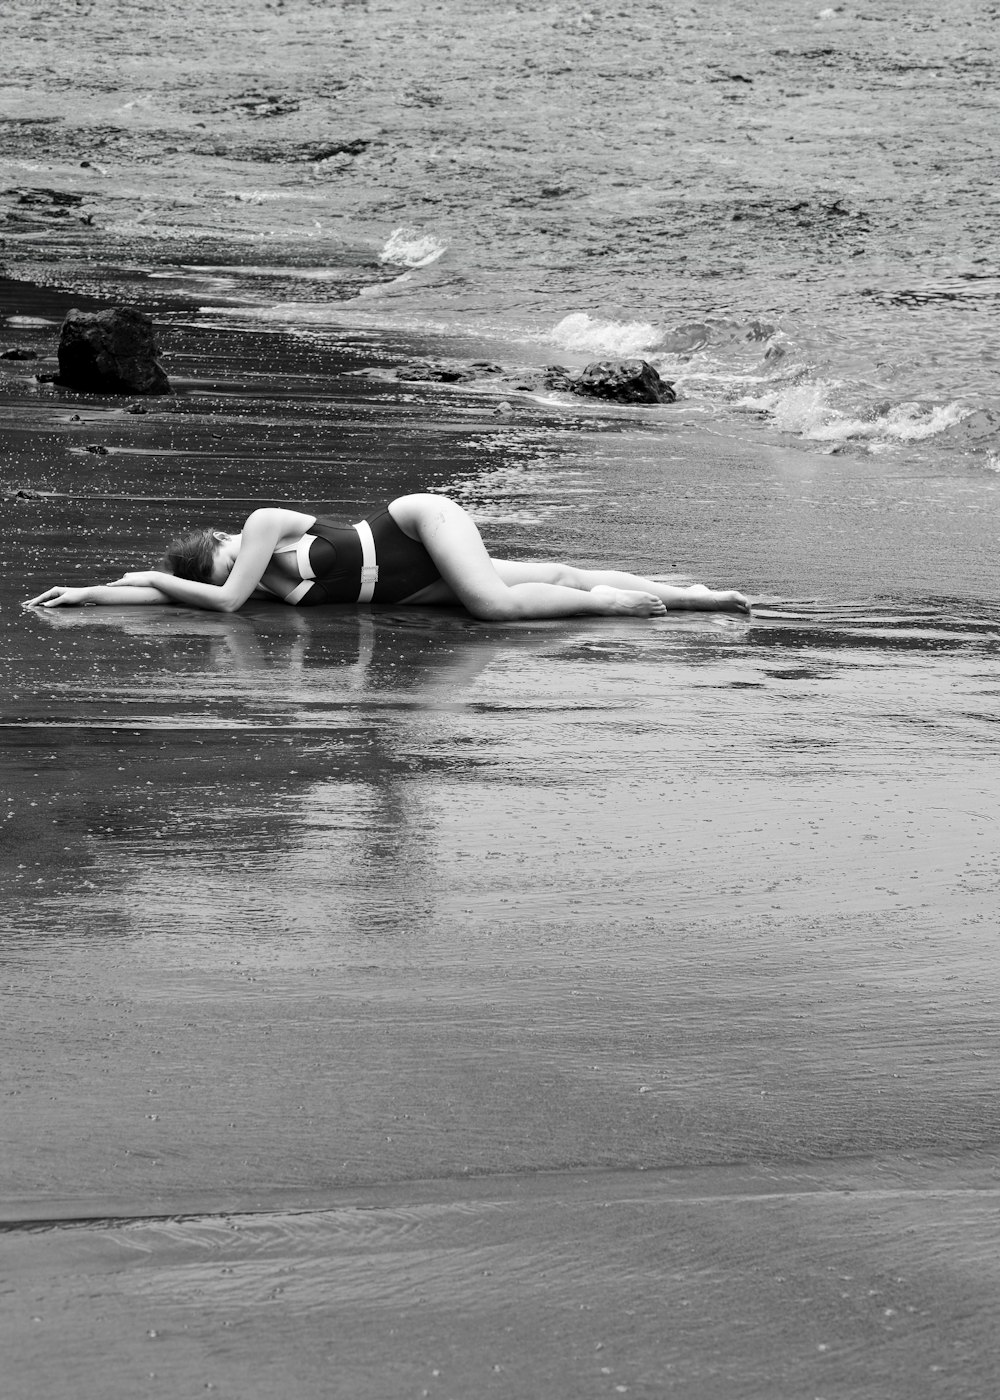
left=25, top=584, right=172, bottom=608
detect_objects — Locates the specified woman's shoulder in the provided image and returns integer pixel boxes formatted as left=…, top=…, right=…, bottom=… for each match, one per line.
left=244, top=506, right=317, bottom=531
left=241, top=507, right=318, bottom=549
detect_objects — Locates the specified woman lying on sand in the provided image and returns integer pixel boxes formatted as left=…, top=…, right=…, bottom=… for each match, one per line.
left=26, top=493, right=750, bottom=620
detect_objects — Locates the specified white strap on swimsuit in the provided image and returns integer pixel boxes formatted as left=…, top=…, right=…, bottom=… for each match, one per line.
left=353, top=519, right=379, bottom=602
left=267, top=521, right=380, bottom=604
left=276, top=532, right=318, bottom=605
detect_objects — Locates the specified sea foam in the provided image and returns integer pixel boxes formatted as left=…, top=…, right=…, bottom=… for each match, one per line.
left=379, top=228, right=447, bottom=268
left=737, top=380, right=969, bottom=445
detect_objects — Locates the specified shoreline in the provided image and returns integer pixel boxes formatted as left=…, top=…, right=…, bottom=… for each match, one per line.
left=5, top=269, right=999, bottom=609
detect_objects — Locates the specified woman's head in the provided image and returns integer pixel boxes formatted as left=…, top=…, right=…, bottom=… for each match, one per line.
left=162, top=527, right=236, bottom=585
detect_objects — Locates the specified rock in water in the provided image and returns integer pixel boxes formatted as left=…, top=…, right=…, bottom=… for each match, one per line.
left=393, top=358, right=477, bottom=383
left=570, top=359, right=676, bottom=404
left=57, top=308, right=171, bottom=394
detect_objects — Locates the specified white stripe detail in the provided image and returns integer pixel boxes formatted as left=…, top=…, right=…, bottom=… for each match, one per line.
left=284, top=579, right=315, bottom=605
left=353, top=520, right=379, bottom=602
left=295, top=533, right=317, bottom=580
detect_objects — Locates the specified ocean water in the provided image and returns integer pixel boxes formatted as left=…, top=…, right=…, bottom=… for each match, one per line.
left=3, top=0, right=999, bottom=473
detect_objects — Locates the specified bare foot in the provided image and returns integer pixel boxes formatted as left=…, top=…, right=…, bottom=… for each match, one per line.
left=684, top=586, right=751, bottom=614
left=590, top=585, right=667, bottom=617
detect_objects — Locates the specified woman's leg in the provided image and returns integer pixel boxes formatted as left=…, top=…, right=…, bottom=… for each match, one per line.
left=388, top=495, right=667, bottom=620
left=492, top=561, right=750, bottom=613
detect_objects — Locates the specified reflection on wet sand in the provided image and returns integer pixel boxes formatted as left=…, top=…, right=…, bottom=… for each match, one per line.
left=4, top=604, right=751, bottom=947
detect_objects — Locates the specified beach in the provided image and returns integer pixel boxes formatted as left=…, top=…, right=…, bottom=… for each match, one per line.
left=3, top=3, right=1000, bottom=1397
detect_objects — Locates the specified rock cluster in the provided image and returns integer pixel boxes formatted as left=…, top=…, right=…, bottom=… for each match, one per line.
left=394, top=359, right=505, bottom=385
left=386, top=357, right=675, bottom=405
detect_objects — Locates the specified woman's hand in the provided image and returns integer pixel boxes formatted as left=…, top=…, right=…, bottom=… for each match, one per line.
left=24, top=586, right=95, bottom=608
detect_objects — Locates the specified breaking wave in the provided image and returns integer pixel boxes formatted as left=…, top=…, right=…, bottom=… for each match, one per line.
left=735, top=381, right=971, bottom=446
left=549, top=311, right=667, bottom=359
left=548, top=311, right=778, bottom=361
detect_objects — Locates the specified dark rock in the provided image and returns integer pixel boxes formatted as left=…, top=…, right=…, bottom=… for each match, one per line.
left=85, top=444, right=109, bottom=455
left=14, top=187, right=83, bottom=207
left=503, top=365, right=574, bottom=394
left=393, top=359, right=477, bottom=384
left=541, top=365, right=575, bottom=392
left=569, top=359, right=676, bottom=405
left=307, top=139, right=369, bottom=161
left=1, top=347, right=37, bottom=360
left=234, top=92, right=300, bottom=119
left=56, top=307, right=171, bottom=395
left=213, top=138, right=372, bottom=165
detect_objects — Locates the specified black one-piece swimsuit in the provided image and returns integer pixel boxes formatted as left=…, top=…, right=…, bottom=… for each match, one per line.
left=263, top=507, right=441, bottom=605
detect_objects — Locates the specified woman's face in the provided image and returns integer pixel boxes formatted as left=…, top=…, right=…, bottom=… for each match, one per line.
left=209, top=532, right=240, bottom=585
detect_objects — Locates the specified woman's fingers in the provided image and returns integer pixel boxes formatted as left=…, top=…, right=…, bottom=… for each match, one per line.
left=24, top=586, right=84, bottom=608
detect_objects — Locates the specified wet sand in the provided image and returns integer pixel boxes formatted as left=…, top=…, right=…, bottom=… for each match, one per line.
left=3, top=281, right=1000, bottom=1398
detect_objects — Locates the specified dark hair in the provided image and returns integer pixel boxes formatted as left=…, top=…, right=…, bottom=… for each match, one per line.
left=161, top=527, right=222, bottom=582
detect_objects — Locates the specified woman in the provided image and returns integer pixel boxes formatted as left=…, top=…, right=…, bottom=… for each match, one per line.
left=26, top=493, right=750, bottom=620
